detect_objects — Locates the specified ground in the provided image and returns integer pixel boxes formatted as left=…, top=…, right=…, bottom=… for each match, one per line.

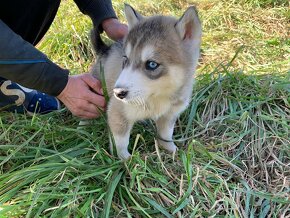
left=0, top=0, right=289, bottom=217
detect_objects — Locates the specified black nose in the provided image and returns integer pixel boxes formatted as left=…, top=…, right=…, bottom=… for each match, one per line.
left=114, top=88, right=128, bottom=99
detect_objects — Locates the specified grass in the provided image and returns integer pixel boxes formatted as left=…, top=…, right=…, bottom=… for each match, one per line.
left=0, top=0, right=289, bottom=217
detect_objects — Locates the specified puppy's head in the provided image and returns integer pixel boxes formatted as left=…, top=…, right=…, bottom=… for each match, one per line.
left=113, top=4, right=202, bottom=106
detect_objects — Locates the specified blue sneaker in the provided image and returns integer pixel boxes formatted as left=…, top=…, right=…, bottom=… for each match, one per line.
left=0, top=78, right=61, bottom=114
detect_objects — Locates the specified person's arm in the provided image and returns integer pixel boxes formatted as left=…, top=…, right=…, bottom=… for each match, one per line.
left=74, top=0, right=128, bottom=41
left=73, top=0, right=117, bottom=32
left=0, top=19, right=105, bottom=118
left=0, top=19, right=68, bottom=97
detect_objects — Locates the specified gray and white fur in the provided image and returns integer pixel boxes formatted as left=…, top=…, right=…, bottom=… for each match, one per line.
left=89, top=4, right=202, bottom=160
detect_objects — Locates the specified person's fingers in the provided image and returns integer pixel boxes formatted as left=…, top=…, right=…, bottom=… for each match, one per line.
left=102, top=18, right=128, bottom=41
left=111, top=23, right=128, bottom=40
left=84, top=90, right=106, bottom=108
left=74, top=110, right=100, bottom=119
left=70, top=101, right=104, bottom=119
left=57, top=74, right=106, bottom=119
left=82, top=74, right=103, bottom=95
left=82, top=101, right=104, bottom=114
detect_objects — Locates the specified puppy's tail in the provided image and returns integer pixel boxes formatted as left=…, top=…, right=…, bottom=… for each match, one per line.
left=90, top=28, right=110, bottom=56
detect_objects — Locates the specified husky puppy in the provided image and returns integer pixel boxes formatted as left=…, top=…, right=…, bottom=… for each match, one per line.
left=90, top=4, right=202, bottom=160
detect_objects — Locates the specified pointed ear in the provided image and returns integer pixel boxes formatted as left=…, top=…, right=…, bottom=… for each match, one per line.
left=124, top=4, right=143, bottom=30
left=175, top=6, right=202, bottom=41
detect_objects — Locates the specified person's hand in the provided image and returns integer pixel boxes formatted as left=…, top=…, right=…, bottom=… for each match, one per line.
left=102, top=18, right=128, bottom=41
left=57, top=73, right=105, bottom=119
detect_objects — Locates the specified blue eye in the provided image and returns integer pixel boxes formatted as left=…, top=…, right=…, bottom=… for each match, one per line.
left=145, top=60, right=159, bottom=71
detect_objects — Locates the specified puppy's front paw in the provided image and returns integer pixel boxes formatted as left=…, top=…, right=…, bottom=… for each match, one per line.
left=117, top=149, right=131, bottom=161
left=158, top=140, right=178, bottom=153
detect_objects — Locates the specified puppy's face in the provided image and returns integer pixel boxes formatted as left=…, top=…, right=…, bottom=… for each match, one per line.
left=114, top=31, right=185, bottom=106
left=113, top=5, right=201, bottom=106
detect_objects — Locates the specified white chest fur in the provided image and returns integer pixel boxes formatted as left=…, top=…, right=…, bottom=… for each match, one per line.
left=122, top=95, right=188, bottom=122
left=123, top=97, right=171, bottom=121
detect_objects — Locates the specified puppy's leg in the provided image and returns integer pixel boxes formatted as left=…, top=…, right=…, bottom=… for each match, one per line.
left=108, top=100, right=133, bottom=160
left=109, top=129, right=132, bottom=160
left=156, top=113, right=178, bottom=153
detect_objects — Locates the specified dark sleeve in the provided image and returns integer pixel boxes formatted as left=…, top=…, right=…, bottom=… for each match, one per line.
left=0, top=20, right=69, bottom=97
left=74, top=0, right=117, bottom=32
